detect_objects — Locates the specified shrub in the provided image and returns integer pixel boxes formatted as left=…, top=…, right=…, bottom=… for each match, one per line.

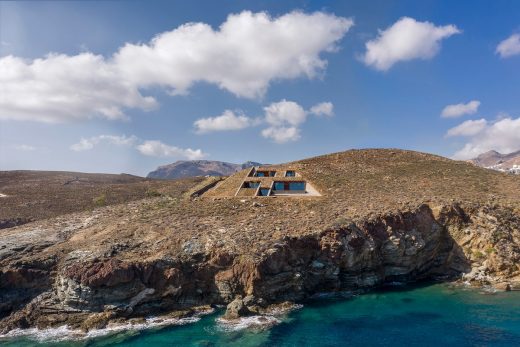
left=146, top=190, right=162, bottom=197
left=472, top=250, right=485, bottom=260
left=93, top=194, right=106, bottom=207
left=485, top=246, right=496, bottom=255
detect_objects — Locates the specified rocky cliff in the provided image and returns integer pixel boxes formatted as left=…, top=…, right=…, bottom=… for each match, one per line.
left=1, top=149, right=519, bottom=334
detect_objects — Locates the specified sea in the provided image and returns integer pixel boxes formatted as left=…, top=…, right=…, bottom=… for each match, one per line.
left=2, top=283, right=520, bottom=346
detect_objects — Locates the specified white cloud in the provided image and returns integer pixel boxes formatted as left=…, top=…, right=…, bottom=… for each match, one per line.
left=448, top=117, right=520, bottom=159
left=264, top=100, right=307, bottom=126
left=70, top=135, right=204, bottom=160
left=496, top=33, right=520, bottom=58
left=362, top=17, right=460, bottom=71
left=115, top=11, right=352, bottom=99
left=194, top=110, right=257, bottom=133
left=261, top=100, right=307, bottom=143
left=261, top=126, right=301, bottom=143
left=13, top=144, right=36, bottom=151
left=309, top=101, right=334, bottom=117
left=441, top=100, right=480, bottom=118
left=446, top=119, right=487, bottom=137
left=194, top=99, right=334, bottom=143
left=136, top=140, right=206, bottom=160
left=70, top=135, right=138, bottom=151
left=0, top=54, right=157, bottom=123
left=0, top=11, right=352, bottom=123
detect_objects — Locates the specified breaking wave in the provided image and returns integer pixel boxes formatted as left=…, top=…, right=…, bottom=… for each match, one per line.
left=0, top=310, right=212, bottom=343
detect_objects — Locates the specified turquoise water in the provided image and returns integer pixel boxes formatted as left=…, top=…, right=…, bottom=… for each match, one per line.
left=3, top=284, right=520, bottom=346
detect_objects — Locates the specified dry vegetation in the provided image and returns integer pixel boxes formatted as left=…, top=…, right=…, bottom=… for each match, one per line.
left=0, top=170, right=204, bottom=228
left=2, top=149, right=520, bottom=333
left=5, top=149, right=518, bottom=264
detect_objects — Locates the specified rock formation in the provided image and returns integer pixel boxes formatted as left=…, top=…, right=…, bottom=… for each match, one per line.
left=1, top=149, right=519, bottom=333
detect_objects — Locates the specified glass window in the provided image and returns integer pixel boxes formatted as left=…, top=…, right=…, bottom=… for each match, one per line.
left=273, top=182, right=285, bottom=190
left=289, top=182, right=305, bottom=190
left=258, top=188, right=270, bottom=196
left=285, top=171, right=295, bottom=177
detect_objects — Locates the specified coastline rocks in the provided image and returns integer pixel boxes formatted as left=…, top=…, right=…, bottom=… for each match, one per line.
left=223, top=297, right=251, bottom=320
left=1, top=203, right=520, bottom=333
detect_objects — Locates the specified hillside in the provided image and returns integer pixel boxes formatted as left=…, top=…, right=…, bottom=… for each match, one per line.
left=1, top=149, right=520, bottom=334
left=147, top=160, right=262, bottom=179
left=470, top=150, right=520, bottom=171
left=0, top=170, right=204, bottom=229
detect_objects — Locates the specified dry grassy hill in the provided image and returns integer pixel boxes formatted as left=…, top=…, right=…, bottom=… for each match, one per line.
left=207, top=149, right=519, bottom=208
left=0, top=171, right=205, bottom=228
left=1, top=149, right=520, bottom=333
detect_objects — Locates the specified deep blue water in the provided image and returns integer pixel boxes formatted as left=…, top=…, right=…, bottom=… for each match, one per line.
left=3, top=284, right=520, bottom=346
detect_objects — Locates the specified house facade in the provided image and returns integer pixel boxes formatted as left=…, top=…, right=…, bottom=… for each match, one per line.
left=234, top=166, right=319, bottom=197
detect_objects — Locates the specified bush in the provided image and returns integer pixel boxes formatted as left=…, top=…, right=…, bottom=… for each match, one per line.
left=472, top=250, right=485, bottom=260
left=93, top=194, right=106, bottom=207
left=485, top=246, right=496, bottom=255
left=146, top=190, right=162, bottom=197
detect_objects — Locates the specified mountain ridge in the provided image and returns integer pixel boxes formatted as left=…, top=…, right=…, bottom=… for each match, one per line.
left=469, top=149, right=520, bottom=173
left=147, top=160, right=263, bottom=179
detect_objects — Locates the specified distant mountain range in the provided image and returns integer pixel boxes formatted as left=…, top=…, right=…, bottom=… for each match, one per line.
left=147, top=160, right=263, bottom=179
left=469, top=150, right=520, bottom=174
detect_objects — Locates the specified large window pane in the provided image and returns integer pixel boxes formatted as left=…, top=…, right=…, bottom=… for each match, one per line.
left=289, top=182, right=305, bottom=190
left=274, top=182, right=284, bottom=190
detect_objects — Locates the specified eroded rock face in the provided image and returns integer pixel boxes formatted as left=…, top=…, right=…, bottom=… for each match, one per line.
left=1, top=203, right=519, bottom=332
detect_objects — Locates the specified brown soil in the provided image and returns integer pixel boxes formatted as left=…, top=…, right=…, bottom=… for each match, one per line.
left=0, top=170, right=204, bottom=228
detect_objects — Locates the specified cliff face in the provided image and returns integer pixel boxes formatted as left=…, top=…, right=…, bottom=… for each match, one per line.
left=1, top=202, right=518, bottom=333
left=1, top=149, right=520, bottom=334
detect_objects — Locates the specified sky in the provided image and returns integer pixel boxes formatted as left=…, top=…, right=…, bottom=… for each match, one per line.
left=1, top=0, right=519, bottom=176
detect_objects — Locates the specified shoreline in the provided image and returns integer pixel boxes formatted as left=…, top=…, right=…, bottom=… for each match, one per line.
left=0, top=282, right=513, bottom=344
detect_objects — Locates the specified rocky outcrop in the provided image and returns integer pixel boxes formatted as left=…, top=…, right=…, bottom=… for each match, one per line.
left=2, top=202, right=519, bottom=333
left=0, top=217, right=33, bottom=230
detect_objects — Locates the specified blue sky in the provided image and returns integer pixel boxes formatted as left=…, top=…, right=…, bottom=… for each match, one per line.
left=1, top=0, right=519, bottom=176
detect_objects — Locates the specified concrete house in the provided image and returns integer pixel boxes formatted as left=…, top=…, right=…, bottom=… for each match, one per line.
left=234, top=166, right=320, bottom=197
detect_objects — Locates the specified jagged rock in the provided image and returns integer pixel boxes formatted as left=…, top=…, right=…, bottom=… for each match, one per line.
left=223, top=297, right=251, bottom=320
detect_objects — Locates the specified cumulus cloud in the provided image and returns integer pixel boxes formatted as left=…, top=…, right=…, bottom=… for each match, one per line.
left=446, top=119, right=487, bottom=137
left=264, top=100, right=307, bottom=127
left=0, top=54, right=157, bottom=123
left=116, top=11, right=352, bottom=99
left=362, top=17, right=460, bottom=71
left=261, top=126, right=301, bottom=143
left=194, top=110, right=258, bottom=134
left=441, top=100, right=480, bottom=118
left=496, top=33, right=520, bottom=58
left=136, top=140, right=205, bottom=160
left=448, top=116, right=520, bottom=159
left=0, top=11, right=352, bottom=123
left=194, top=100, right=334, bottom=136
left=309, top=102, right=334, bottom=117
left=261, top=100, right=334, bottom=143
left=70, top=135, right=204, bottom=160
left=193, top=99, right=333, bottom=143
left=70, top=135, right=138, bottom=151
left=262, top=100, right=307, bottom=143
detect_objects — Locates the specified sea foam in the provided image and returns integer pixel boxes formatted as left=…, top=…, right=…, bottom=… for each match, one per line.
left=0, top=310, right=213, bottom=342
